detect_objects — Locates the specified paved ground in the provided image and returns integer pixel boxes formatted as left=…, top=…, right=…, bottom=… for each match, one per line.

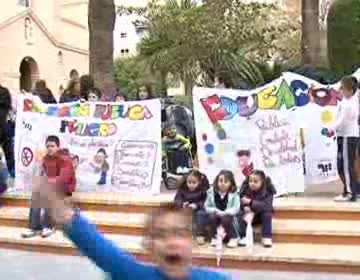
left=0, top=248, right=358, bottom=280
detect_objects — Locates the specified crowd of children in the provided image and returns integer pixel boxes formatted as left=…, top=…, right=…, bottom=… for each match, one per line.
left=174, top=168, right=276, bottom=249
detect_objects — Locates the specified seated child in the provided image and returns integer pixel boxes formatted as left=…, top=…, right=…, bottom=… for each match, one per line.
left=199, top=170, right=240, bottom=248
left=238, top=170, right=276, bottom=248
left=162, top=124, right=192, bottom=174
left=174, top=170, right=209, bottom=242
left=22, top=135, right=76, bottom=239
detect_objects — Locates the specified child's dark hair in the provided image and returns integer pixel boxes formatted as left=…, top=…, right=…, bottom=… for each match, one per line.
left=213, top=169, right=237, bottom=193
left=45, top=135, right=60, bottom=147
left=178, top=170, right=209, bottom=191
left=88, top=88, right=102, bottom=100
left=248, top=169, right=276, bottom=195
left=137, top=83, right=154, bottom=100
left=97, top=148, right=107, bottom=156
left=237, top=150, right=250, bottom=157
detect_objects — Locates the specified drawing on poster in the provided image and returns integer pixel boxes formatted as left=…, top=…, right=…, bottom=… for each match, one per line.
left=21, top=147, right=33, bottom=167
left=111, top=140, right=158, bottom=191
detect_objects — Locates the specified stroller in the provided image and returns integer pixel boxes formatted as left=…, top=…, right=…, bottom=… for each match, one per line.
left=161, top=98, right=195, bottom=190
left=162, top=139, right=193, bottom=190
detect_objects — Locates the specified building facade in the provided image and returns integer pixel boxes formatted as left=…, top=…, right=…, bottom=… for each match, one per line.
left=0, top=0, right=89, bottom=95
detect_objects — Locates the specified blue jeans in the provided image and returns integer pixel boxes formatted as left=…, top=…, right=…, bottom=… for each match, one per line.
left=28, top=192, right=52, bottom=230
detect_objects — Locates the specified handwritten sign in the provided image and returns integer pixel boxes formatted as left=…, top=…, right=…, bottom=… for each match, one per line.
left=14, top=97, right=162, bottom=194
left=112, top=141, right=158, bottom=191
left=256, top=114, right=301, bottom=168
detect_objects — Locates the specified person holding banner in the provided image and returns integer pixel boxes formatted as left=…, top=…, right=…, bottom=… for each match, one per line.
left=324, top=76, right=359, bottom=202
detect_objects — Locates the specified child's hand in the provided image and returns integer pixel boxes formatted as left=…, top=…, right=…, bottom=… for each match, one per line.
left=216, top=209, right=225, bottom=216
left=241, top=197, right=251, bottom=205
left=183, top=202, right=189, bottom=208
left=188, top=203, right=197, bottom=210
left=244, top=212, right=255, bottom=224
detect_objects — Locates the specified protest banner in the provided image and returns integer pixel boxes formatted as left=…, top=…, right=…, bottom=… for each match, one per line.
left=192, top=69, right=354, bottom=194
left=14, top=97, right=162, bottom=194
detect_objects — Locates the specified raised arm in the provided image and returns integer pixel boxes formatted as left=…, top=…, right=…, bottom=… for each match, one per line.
left=63, top=211, right=146, bottom=278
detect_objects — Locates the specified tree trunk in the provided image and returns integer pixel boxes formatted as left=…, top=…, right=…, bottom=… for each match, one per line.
left=301, top=0, right=321, bottom=65
left=184, top=75, right=194, bottom=96
left=88, top=0, right=116, bottom=99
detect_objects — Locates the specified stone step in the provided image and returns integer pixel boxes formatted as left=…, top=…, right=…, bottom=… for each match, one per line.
left=0, top=226, right=359, bottom=274
left=3, top=193, right=360, bottom=219
left=1, top=192, right=173, bottom=213
left=1, top=207, right=360, bottom=245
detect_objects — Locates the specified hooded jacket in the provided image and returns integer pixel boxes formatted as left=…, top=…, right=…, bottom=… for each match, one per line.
left=239, top=183, right=275, bottom=213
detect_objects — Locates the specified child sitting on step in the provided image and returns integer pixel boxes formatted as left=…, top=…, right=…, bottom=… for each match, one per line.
left=198, top=170, right=240, bottom=248
left=174, top=170, right=209, bottom=242
left=237, top=170, right=276, bottom=248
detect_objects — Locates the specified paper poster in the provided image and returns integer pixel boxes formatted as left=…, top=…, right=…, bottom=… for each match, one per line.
left=14, top=98, right=162, bottom=194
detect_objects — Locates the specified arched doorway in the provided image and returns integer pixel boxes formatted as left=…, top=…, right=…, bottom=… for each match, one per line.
left=19, top=57, right=39, bottom=92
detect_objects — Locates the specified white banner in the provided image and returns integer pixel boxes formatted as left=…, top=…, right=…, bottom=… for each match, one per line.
left=14, top=97, right=162, bottom=194
left=193, top=78, right=305, bottom=195
left=282, top=72, right=339, bottom=184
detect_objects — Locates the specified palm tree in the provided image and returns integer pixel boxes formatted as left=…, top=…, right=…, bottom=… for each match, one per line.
left=88, top=0, right=116, bottom=98
left=301, top=0, right=321, bottom=65
left=139, top=0, right=200, bottom=96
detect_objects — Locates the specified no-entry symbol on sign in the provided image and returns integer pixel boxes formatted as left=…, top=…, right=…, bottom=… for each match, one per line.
left=21, top=147, right=33, bottom=167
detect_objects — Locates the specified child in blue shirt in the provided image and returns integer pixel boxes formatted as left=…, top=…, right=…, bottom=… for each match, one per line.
left=40, top=188, right=230, bottom=280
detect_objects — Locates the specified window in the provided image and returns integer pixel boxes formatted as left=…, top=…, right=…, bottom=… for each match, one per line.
left=18, top=0, right=31, bottom=7
left=120, top=32, right=127, bottom=38
left=120, top=49, right=130, bottom=56
left=24, top=17, right=33, bottom=43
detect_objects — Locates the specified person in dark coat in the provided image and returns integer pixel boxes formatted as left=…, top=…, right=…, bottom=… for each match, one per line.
left=0, top=85, right=14, bottom=181
left=33, top=80, right=57, bottom=104
left=0, top=85, right=14, bottom=194
left=60, top=80, right=81, bottom=103
left=237, top=169, right=276, bottom=248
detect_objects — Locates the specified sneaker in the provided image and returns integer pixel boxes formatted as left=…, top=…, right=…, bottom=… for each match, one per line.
left=262, top=238, right=273, bottom=248
left=41, top=228, right=55, bottom=238
left=238, top=237, right=247, bottom=247
left=196, top=236, right=206, bottom=246
left=334, top=194, right=353, bottom=202
left=21, top=229, right=39, bottom=238
left=227, top=238, right=238, bottom=248
left=210, top=238, right=217, bottom=247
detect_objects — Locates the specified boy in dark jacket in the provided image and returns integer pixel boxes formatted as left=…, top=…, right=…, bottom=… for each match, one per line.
left=22, top=135, right=76, bottom=238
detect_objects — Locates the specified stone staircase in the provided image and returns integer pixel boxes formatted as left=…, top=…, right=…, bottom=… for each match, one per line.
left=1, top=193, right=360, bottom=274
